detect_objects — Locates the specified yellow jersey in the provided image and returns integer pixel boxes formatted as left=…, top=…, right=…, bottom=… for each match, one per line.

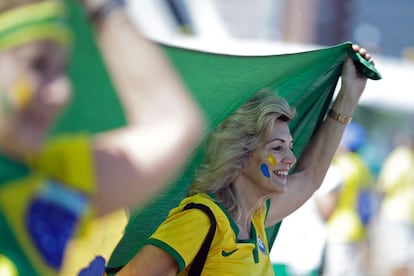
left=327, top=152, right=373, bottom=242
left=378, top=147, right=414, bottom=222
left=147, top=193, right=275, bottom=275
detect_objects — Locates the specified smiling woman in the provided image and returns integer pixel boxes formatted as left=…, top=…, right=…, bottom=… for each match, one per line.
left=115, top=90, right=296, bottom=276
left=116, top=42, right=374, bottom=274
left=189, top=90, right=296, bottom=221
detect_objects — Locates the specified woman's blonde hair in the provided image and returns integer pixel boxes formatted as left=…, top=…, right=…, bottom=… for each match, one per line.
left=189, top=88, right=296, bottom=219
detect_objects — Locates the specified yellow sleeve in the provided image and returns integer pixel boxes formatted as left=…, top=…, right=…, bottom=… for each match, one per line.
left=146, top=206, right=211, bottom=272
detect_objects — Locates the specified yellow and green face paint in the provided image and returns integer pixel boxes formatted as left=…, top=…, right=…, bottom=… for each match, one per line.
left=12, top=78, right=32, bottom=109
left=261, top=154, right=278, bottom=178
left=1, top=78, right=33, bottom=114
left=0, top=0, right=72, bottom=52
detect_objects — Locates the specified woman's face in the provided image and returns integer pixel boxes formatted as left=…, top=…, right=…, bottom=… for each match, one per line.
left=243, top=120, right=296, bottom=195
left=0, top=40, right=71, bottom=153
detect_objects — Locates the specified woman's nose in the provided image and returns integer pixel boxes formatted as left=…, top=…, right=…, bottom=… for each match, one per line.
left=283, top=150, right=296, bottom=168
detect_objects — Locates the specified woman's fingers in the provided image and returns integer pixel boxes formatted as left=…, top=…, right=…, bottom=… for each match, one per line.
left=352, top=44, right=374, bottom=64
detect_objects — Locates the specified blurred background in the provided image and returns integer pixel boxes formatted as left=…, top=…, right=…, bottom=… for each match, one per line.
left=125, top=0, right=414, bottom=176
left=124, top=1, right=414, bottom=275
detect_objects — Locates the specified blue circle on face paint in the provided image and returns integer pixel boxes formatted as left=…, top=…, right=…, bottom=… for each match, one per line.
left=260, top=164, right=270, bottom=178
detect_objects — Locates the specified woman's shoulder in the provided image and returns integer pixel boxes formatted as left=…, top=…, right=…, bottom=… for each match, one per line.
left=162, top=193, right=238, bottom=238
left=173, top=193, right=227, bottom=218
left=159, top=194, right=217, bottom=228
left=177, top=193, right=216, bottom=211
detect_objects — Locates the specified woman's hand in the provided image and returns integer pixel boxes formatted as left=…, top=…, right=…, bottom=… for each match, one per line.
left=78, top=0, right=107, bottom=11
left=340, top=44, right=374, bottom=102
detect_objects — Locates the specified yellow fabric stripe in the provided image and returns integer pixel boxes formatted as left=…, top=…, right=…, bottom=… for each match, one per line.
left=0, top=24, right=71, bottom=51
left=0, top=1, right=65, bottom=32
left=0, top=0, right=71, bottom=51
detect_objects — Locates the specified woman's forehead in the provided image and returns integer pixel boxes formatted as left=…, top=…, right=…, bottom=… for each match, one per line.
left=269, top=120, right=292, bottom=141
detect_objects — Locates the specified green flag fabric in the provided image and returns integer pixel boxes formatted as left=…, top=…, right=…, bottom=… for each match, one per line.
left=106, top=41, right=380, bottom=271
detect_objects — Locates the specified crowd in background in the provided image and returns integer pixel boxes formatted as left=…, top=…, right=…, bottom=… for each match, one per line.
left=271, top=122, right=414, bottom=276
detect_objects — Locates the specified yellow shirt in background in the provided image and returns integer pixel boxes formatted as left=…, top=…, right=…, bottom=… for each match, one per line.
left=327, top=152, right=373, bottom=242
left=378, top=147, right=414, bottom=223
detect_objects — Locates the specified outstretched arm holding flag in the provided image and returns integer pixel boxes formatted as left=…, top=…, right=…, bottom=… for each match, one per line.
left=265, top=45, right=372, bottom=226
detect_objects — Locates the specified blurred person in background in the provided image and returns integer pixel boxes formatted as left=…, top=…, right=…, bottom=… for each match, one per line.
left=0, top=0, right=204, bottom=274
left=323, top=122, right=375, bottom=276
left=372, top=132, right=414, bottom=276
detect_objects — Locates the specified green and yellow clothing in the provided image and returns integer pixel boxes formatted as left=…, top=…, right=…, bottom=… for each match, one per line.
left=0, top=134, right=95, bottom=276
left=378, top=147, right=414, bottom=223
left=147, top=193, right=276, bottom=275
left=327, top=152, right=373, bottom=242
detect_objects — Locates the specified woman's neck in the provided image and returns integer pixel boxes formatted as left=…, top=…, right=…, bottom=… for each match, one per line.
left=232, top=175, right=267, bottom=239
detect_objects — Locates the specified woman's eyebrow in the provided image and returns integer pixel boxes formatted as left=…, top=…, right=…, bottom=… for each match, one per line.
left=270, top=138, right=284, bottom=143
left=269, top=138, right=293, bottom=144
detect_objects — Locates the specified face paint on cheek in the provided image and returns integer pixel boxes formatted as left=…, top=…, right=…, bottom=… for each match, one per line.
left=0, top=79, right=33, bottom=114
left=12, top=78, right=32, bottom=109
left=267, top=155, right=277, bottom=166
left=260, top=164, right=270, bottom=178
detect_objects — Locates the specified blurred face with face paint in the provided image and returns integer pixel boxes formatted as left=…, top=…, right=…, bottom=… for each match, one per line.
left=0, top=41, right=71, bottom=154
left=0, top=1, right=71, bottom=157
left=242, top=119, right=296, bottom=196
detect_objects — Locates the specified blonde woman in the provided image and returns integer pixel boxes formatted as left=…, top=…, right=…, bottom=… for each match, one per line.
left=118, top=45, right=374, bottom=276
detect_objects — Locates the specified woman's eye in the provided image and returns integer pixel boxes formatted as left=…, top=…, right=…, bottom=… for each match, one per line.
left=272, top=146, right=282, bottom=151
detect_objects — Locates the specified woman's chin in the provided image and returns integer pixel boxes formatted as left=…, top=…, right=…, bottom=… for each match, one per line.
left=274, top=182, right=287, bottom=193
